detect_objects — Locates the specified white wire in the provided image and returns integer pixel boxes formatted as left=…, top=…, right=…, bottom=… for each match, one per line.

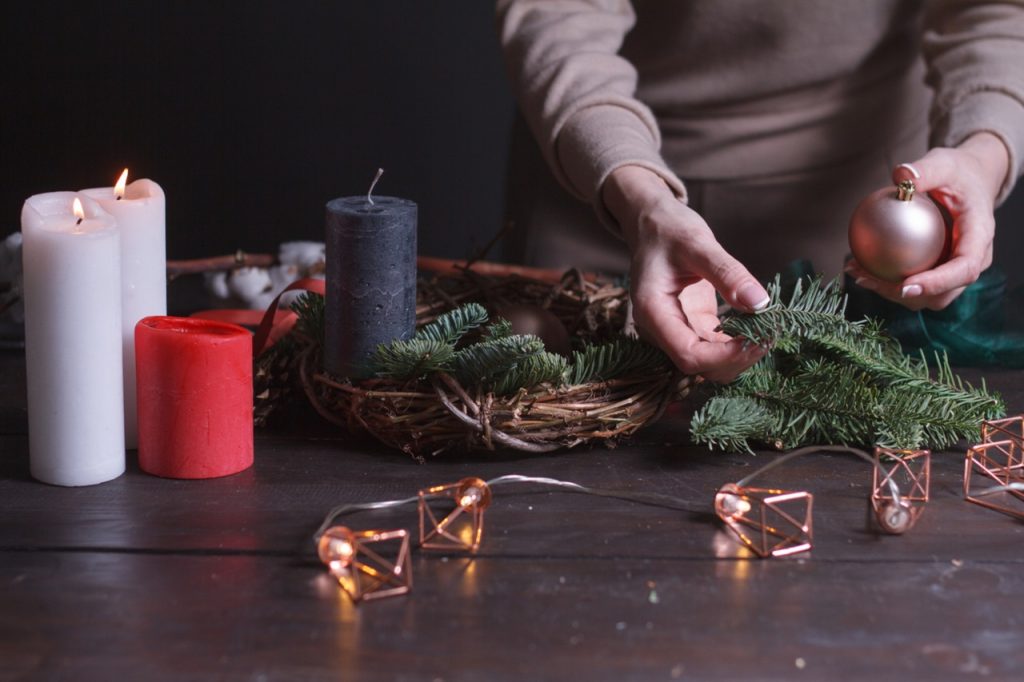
left=486, top=474, right=585, bottom=490
left=973, top=481, right=1024, bottom=497
left=738, top=444, right=902, bottom=504
left=313, top=473, right=704, bottom=541
left=313, top=449, right=911, bottom=542
left=314, top=494, right=421, bottom=541
left=487, top=474, right=705, bottom=513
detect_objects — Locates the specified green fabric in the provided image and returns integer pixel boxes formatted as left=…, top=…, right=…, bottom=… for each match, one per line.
left=844, top=267, right=1024, bottom=368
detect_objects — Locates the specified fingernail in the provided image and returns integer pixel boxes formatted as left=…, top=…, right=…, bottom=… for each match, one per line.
left=895, top=162, right=921, bottom=179
left=855, top=277, right=877, bottom=291
left=737, top=282, right=770, bottom=311
left=901, top=284, right=923, bottom=298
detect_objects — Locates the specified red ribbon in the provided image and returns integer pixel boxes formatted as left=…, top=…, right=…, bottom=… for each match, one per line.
left=191, top=277, right=326, bottom=357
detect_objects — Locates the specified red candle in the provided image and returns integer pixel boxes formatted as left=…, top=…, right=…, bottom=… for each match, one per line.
left=135, top=316, right=253, bottom=479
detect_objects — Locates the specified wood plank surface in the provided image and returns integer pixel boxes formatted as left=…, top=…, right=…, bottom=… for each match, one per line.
left=2, top=351, right=1022, bottom=681
left=2, top=552, right=1022, bottom=681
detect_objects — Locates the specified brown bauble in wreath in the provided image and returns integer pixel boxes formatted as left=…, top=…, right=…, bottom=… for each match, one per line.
left=848, top=179, right=949, bottom=282
left=495, top=303, right=572, bottom=356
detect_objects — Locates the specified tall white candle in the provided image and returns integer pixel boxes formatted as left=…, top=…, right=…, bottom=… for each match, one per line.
left=82, top=172, right=166, bottom=449
left=21, top=192, right=125, bottom=486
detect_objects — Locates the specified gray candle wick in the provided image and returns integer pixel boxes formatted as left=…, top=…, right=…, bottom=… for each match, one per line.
left=367, top=168, right=384, bottom=206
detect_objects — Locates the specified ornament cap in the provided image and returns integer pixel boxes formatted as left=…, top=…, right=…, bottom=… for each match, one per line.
left=896, top=179, right=916, bottom=202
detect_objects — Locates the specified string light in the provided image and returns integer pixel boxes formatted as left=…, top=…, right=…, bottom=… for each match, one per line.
left=317, top=526, right=412, bottom=603
left=964, top=415, right=1024, bottom=520
left=714, top=482, right=813, bottom=558
left=716, top=444, right=928, bottom=553
left=871, top=447, right=931, bottom=534
left=419, top=477, right=492, bottom=553
left=315, top=447, right=935, bottom=601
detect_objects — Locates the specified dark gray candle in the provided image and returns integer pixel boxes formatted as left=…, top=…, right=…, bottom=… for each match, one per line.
left=324, top=194, right=417, bottom=379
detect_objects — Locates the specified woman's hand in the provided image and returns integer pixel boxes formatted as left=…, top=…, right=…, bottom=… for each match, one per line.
left=846, top=132, right=1010, bottom=311
left=602, top=166, right=769, bottom=383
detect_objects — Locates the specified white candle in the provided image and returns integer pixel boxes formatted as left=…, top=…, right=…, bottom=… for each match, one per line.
left=82, top=172, right=166, bottom=449
left=21, top=192, right=125, bottom=486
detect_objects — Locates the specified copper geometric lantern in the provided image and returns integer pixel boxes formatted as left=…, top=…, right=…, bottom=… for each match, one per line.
left=714, top=482, right=813, bottom=558
left=980, top=415, right=1024, bottom=482
left=964, top=437, right=1024, bottom=521
left=982, top=414, right=1024, bottom=454
left=418, top=477, right=492, bottom=553
left=871, top=447, right=931, bottom=534
left=317, top=526, right=413, bottom=603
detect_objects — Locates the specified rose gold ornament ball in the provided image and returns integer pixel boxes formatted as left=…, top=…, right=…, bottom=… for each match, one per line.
left=848, top=180, right=949, bottom=282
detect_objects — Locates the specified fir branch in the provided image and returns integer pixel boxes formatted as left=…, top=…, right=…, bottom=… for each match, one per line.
left=415, top=302, right=489, bottom=346
left=369, top=302, right=490, bottom=381
left=693, top=341, right=1004, bottom=452
left=483, top=318, right=514, bottom=340
left=720, top=276, right=851, bottom=351
left=450, top=334, right=546, bottom=387
left=693, top=274, right=1006, bottom=452
left=291, top=292, right=325, bottom=343
left=373, top=338, right=455, bottom=381
left=491, top=351, right=569, bottom=396
left=689, top=395, right=776, bottom=454
left=568, top=337, right=672, bottom=385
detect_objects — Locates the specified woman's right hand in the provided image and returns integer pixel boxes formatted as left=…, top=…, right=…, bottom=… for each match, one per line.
left=602, top=166, right=770, bottom=382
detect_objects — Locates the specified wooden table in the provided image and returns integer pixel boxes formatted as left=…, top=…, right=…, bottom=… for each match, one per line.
left=1, top=351, right=1022, bottom=681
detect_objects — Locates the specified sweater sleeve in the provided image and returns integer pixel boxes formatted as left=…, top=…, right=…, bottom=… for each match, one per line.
left=496, top=0, right=687, bottom=230
left=923, top=0, right=1024, bottom=204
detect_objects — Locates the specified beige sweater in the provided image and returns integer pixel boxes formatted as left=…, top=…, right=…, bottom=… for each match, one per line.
left=497, top=0, right=1024, bottom=226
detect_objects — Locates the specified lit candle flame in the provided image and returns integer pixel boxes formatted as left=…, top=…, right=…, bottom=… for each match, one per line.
left=114, top=168, right=129, bottom=200
left=72, top=197, right=85, bottom=226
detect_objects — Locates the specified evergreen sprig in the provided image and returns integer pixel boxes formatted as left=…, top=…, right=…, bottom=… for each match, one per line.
left=483, top=318, right=514, bottom=340
left=492, top=351, right=569, bottom=396
left=373, top=338, right=455, bottom=380
left=416, top=303, right=489, bottom=345
left=568, top=337, right=671, bottom=385
left=370, top=303, right=488, bottom=380
left=450, top=334, right=546, bottom=387
left=291, top=292, right=325, bottom=343
left=692, top=276, right=1005, bottom=453
left=365, top=302, right=670, bottom=394
left=720, top=276, right=863, bottom=353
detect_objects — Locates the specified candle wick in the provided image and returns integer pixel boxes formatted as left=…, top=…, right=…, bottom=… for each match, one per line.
left=116, top=196, right=122, bottom=201
left=76, top=218, right=83, bottom=226
left=367, top=168, right=384, bottom=206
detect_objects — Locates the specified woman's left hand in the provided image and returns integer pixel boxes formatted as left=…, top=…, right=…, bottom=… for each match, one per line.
left=846, top=132, right=1010, bottom=311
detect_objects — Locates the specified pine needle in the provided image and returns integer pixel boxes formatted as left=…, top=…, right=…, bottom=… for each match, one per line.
left=492, top=351, right=569, bottom=395
left=416, top=302, right=489, bottom=346
left=291, top=292, right=325, bottom=343
left=451, top=334, right=545, bottom=387
left=693, top=276, right=1005, bottom=452
left=568, top=338, right=671, bottom=385
left=373, top=338, right=455, bottom=380
left=365, top=302, right=671, bottom=392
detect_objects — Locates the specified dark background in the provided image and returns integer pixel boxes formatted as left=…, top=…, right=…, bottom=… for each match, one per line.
left=1, top=1, right=516, bottom=262
left=2, top=1, right=1021, bottom=282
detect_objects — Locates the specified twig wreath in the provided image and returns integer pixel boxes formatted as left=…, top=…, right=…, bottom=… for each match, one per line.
left=255, top=262, right=691, bottom=459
